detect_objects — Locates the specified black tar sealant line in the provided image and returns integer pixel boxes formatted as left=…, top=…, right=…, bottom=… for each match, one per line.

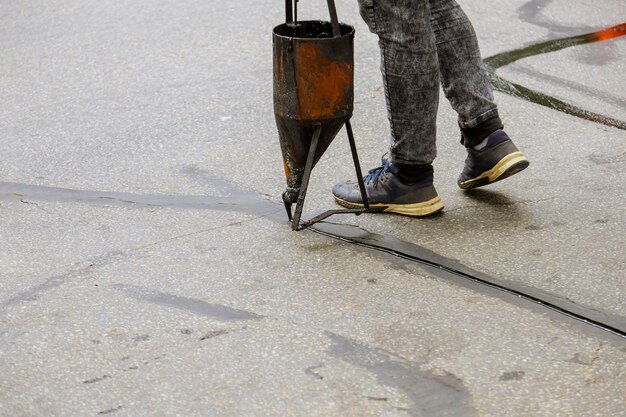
left=309, top=222, right=626, bottom=340
left=3, top=180, right=625, bottom=340
left=484, top=22, right=626, bottom=130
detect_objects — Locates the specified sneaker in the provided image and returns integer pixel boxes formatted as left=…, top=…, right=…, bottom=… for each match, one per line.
left=458, top=130, right=530, bottom=189
left=332, top=157, right=444, bottom=217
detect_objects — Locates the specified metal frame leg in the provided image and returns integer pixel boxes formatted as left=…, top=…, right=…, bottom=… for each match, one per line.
left=291, top=123, right=322, bottom=231
left=283, top=200, right=293, bottom=222
left=289, top=121, right=379, bottom=231
left=345, top=120, right=370, bottom=210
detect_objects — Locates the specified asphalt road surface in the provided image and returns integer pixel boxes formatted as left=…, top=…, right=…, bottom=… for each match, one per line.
left=1, top=0, right=625, bottom=416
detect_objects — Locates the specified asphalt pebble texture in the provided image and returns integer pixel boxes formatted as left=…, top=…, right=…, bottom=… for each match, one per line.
left=1, top=0, right=625, bottom=416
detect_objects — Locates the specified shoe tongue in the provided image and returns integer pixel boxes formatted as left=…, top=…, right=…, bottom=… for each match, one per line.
left=487, top=130, right=509, bottom=147
left=381, top=157, right=398, bottom=174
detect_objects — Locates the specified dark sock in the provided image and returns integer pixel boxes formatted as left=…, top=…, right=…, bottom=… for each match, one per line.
left=460, top=115, right=504, bottom=148
left=395, top=163, right=433, bottom=183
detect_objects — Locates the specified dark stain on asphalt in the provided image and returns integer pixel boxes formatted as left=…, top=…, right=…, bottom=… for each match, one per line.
left=0, top=180, right=279, bottom=216
left=98, top=406, right=123, bottom=415
left=305, top=364, right=325, bottom=380
left=326, top=332, right=475, bottom=417
left=1, top=250, right=129, bottom=309
left=83, top=374, right=111, bottom=384
left=200, top=329, right=230, bottom=340
left=181, top=165, right=250, bottom=197
left=500, top=371, right=525, bottom=381
left=503, top=64, right=626, bottom=109
left=589, top=152, right=626, bottom=165
left=114, top=284, right=263, bottom=322
left=566, top=353, right=591, bottom=366
left=133, top=334, right=150, bottom=342
left=1, top=272, right=69, bottom=307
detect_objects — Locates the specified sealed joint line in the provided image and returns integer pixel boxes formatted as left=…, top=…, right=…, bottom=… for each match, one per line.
left=308, top=225, right=626, bottom=340
left=484, top=22, right=626, bottom=131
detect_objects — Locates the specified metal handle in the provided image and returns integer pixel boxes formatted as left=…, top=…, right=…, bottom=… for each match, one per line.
left=327, top=0, right=341, bottom=37
left=285, top=0, right=340, bottom=36
left=285, top=0, right=298, bottom=25
left=285, top=0, right=292, bottom=23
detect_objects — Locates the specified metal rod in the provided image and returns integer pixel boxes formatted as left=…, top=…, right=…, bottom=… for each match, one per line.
left=345, top=120, right=370, bottom=210
left=291, top=123, right=322, bottom=231
left=285, top=0, right=293, bottom=24
left=327, top=0, right=341, bottom=37
left=294, top=0, right=298, bottom=25
left=300, top=208, right=367, bottom=229
left=283, top=200, right=293, bottom=221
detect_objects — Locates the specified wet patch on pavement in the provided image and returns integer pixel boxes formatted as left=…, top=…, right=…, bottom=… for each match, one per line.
left=0, top=181, right=279, bottom=217
left=325, top=331, right=476, bottom=417
left=114, top=284, right=264, bottom=322
left=1, top=250, right=129, bottom=309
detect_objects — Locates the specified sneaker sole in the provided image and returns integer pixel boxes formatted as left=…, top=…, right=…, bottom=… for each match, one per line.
left=458, top=151, right=530, bottom=190
left=333, top=195, right=444, bottom=217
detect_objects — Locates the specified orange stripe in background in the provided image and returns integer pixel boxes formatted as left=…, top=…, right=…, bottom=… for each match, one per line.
left=594, top=22, right=626, bottom=42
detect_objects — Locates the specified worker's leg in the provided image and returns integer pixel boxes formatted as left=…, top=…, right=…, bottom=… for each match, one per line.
left=332, top=0, right=444, bottom=217
left=428, top=0, right=529, bottom=188
left=429, top=0, right=502, bottom=147
left=358, top=0, right=440, bottom=166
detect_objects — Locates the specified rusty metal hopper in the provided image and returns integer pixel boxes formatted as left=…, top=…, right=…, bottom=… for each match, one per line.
left=274, top=1, right=370, bottom=230
left=274, top=20, right=354, bottom=200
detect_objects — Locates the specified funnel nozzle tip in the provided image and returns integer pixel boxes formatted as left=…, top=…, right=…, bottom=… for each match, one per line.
left=282, top=187, right=299, bottom=204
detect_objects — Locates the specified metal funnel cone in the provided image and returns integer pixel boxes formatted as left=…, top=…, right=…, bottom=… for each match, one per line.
left=273, top=21, right=355, bottom=204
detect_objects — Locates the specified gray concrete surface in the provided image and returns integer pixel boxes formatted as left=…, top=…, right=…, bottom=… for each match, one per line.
left=1, top=0, right=625, bottom=416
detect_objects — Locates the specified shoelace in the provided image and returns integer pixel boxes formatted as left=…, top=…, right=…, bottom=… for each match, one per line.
left=364, top=164, right=386, bottom=185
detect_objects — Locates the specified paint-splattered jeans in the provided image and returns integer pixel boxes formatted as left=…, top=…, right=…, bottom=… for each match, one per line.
left=358, top=0, right=502, bottom=165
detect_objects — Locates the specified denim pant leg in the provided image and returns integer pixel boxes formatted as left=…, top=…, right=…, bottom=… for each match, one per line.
left=429, top=0, right=502, bottom=146
left=358, top=0, right=440, bottom=165
left=358, top=0, right=503, bottom=160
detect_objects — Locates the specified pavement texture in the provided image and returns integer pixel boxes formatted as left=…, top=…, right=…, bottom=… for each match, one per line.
left=1, top=0, right=625, bottom=416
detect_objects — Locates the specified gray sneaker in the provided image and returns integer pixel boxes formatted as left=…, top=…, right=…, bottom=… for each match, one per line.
left=458, top=130, right=530, bottom=189
left=332, top=157, right=444, bottom=217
